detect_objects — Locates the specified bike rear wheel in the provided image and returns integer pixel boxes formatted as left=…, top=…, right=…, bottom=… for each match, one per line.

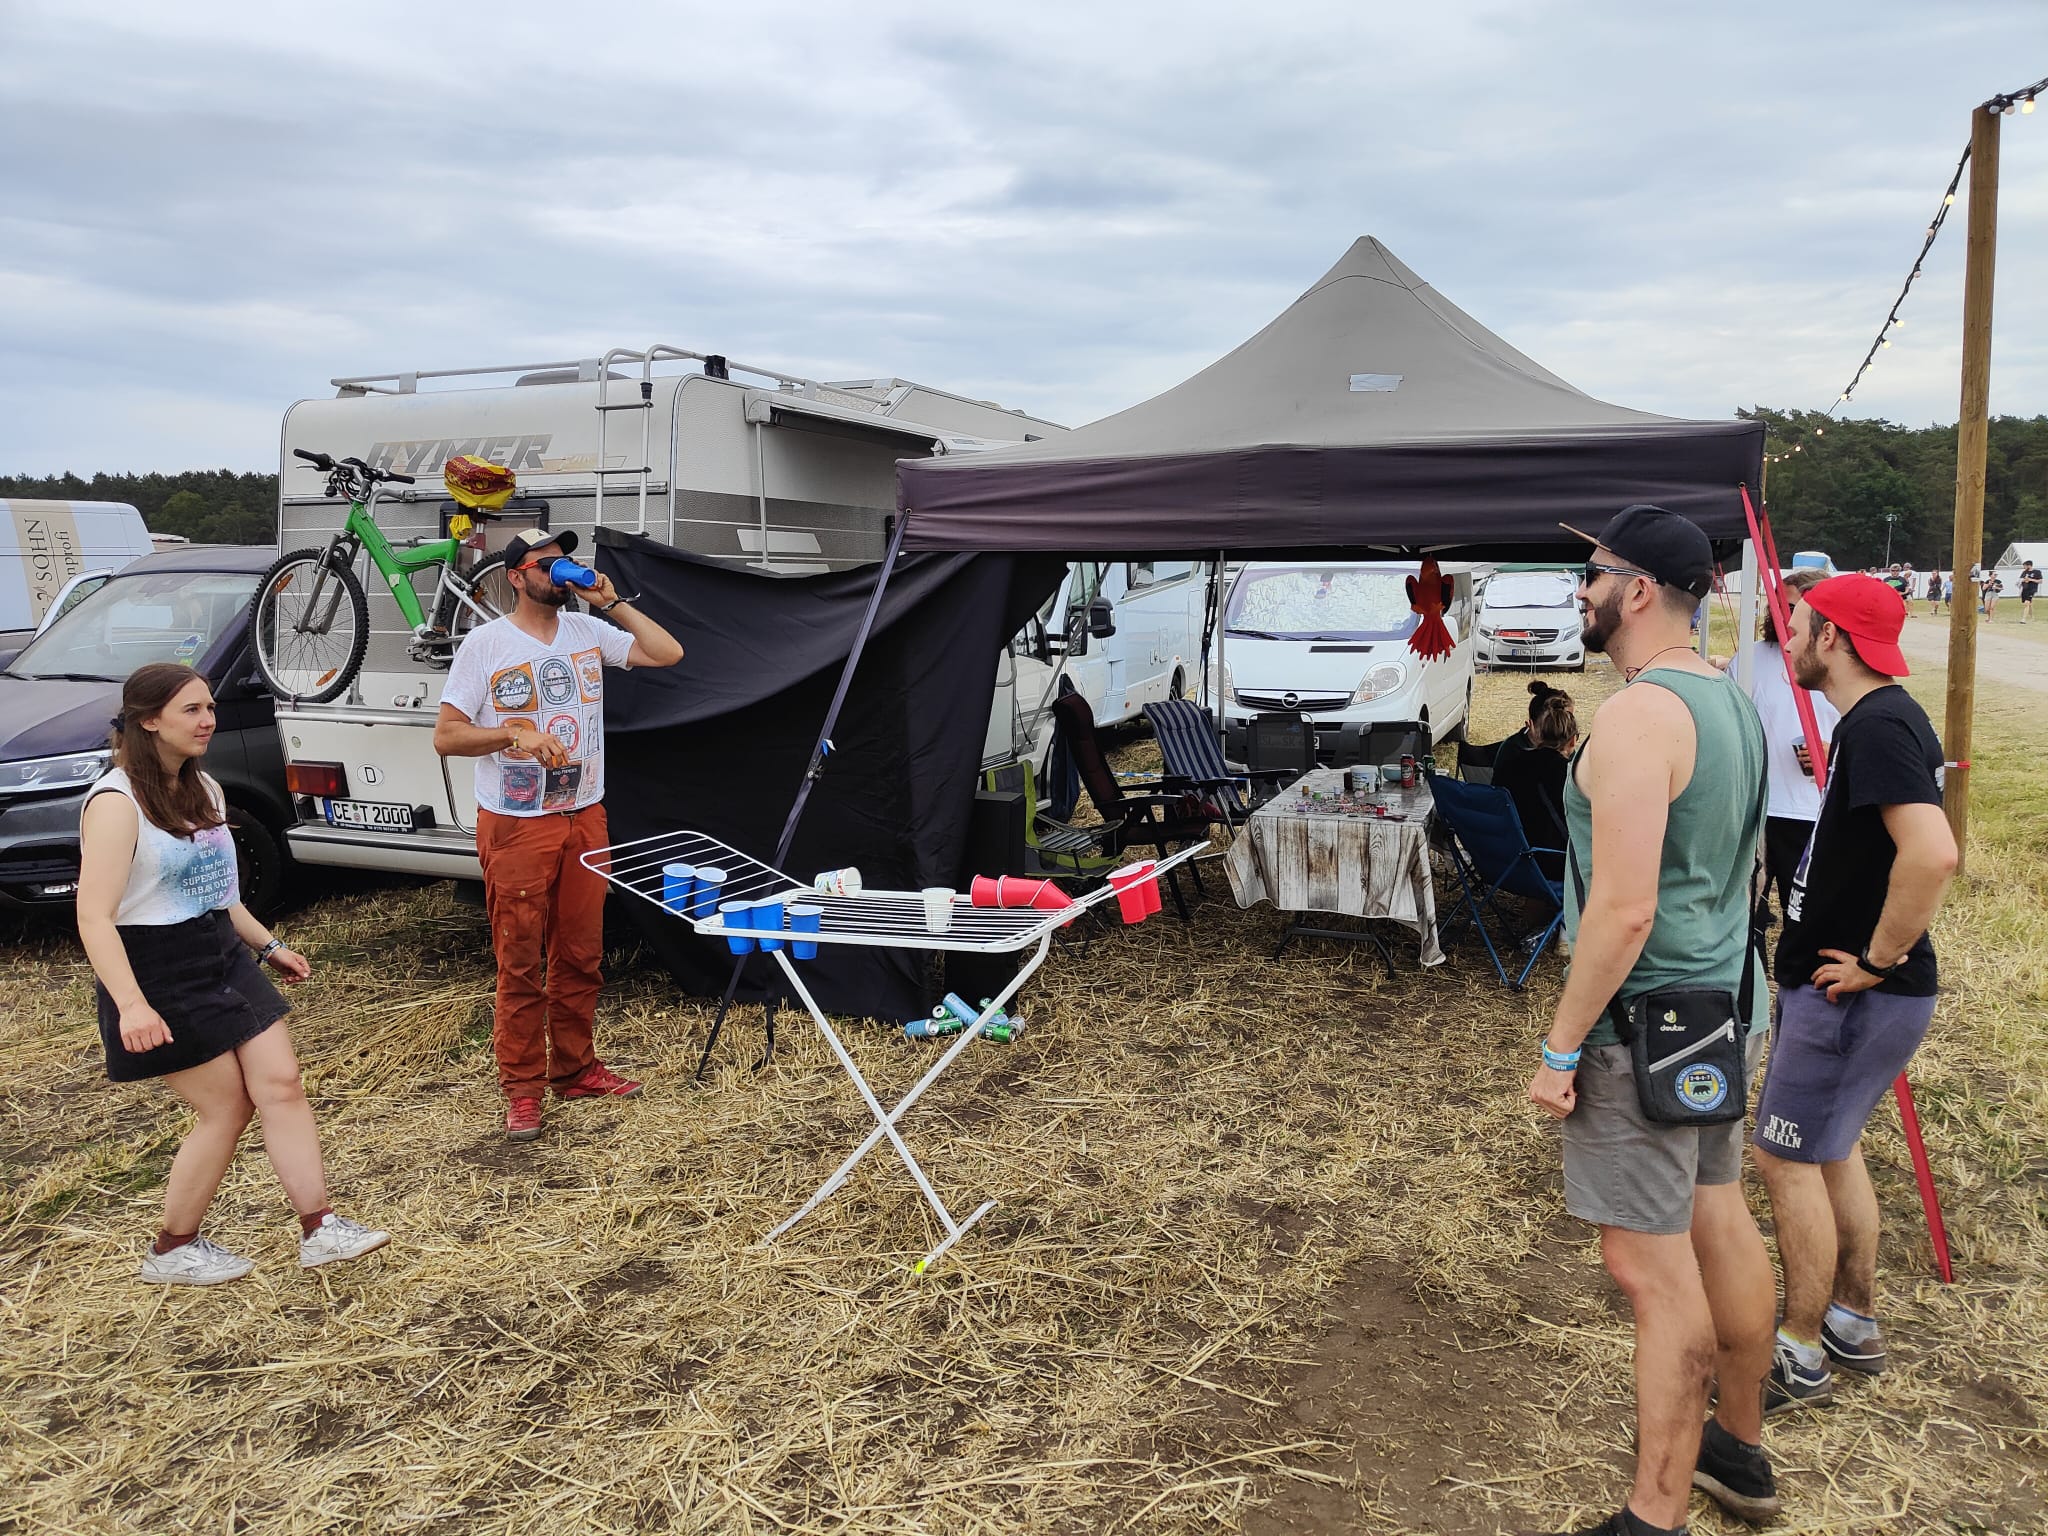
left=250, top=547, right=370, bottom=703
left=430, top=553, right=514, bottom=647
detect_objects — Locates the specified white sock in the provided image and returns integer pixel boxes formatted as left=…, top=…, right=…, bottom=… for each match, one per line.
left=1826, top=1302, right=1879, bottom=1343
left=1776, top=1327, right=1825, bottom=1368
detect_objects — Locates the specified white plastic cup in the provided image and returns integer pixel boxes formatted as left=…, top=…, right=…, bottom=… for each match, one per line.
left=814, top=867, right=862, bottom=897
left=921, top=887, right=955, bottom=933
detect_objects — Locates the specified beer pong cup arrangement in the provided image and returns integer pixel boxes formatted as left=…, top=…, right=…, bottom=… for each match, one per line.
left=1106, top=861, right=1161, bottom=924
left=787, top=904, right=822, bottom=960
left=661, top=862, right=696, bottom=914
left=920, top=888, right=955, bottom=933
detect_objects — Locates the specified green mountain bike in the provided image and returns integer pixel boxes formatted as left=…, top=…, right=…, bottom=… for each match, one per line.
left=249, top=449, right=514, bottom=702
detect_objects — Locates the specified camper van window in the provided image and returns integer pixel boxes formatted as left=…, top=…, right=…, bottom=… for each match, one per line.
left=1225, top=567, right=1418, bottom=642
left=1152, top=561, right=1196, bottom=584
left=7, top=571, right=258, bottom=681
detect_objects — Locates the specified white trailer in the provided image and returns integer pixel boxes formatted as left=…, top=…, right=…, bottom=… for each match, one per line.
left=273, top=347, right=1064, bottom=881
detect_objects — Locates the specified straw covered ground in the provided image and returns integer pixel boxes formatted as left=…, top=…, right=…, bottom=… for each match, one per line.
left=3, top=656, right=2044, bottom=1534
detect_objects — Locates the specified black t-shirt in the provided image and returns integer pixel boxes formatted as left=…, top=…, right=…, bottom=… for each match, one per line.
left=1494, top=744, right=1568, bottom=849
left=2023, top=570, right=2042, bottom=598
left=1776, top=686, right=1944, bottom=995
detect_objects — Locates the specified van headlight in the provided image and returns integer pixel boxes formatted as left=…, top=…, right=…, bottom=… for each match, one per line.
left=1353, top=663, right=1408, bottom=703
left=0, top=749, right=112, bottom=797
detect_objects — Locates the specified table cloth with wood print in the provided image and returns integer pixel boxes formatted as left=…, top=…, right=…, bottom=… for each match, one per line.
left=1223, top=768, right=1445, bottom=965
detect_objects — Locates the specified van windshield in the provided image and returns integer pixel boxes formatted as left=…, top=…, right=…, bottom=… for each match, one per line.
left=1225, top=568, right=1418, bottom=641
left=7, top=571, right=258, bottom=681
left=1483, top=572, right=1577, bottom=609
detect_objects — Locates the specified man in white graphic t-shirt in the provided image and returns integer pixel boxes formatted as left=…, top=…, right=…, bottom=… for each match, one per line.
left=435, top=529, right=683, bottom=1142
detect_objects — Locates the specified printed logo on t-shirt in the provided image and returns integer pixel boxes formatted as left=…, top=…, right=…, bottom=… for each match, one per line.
left=541, top=763, right=584, bottom=810
left=500, top=715, right=536, bottom=759
left=545, top=714, right=580, bottom=754
left=537, top=657, right=577, bottom=707
left=575, top=647, right=604, bottom=703
left=500, top=762, right=543, bottom=810
left=492, top=664, right=537, bottom=712
left=171, top=828, right=239, bottom=912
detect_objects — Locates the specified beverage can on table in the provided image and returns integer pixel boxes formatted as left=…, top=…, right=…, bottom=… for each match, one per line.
left=1399, top=754, right=1416, bottom=789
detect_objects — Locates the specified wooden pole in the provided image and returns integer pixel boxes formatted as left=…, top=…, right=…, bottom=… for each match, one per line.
left=1943, top=104, right=2000, bottom=873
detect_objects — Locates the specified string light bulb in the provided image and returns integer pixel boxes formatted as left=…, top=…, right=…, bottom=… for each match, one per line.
left=1944, top=193, right=1956, bottom=205
left=2025, top=94, right=2037, bottom=113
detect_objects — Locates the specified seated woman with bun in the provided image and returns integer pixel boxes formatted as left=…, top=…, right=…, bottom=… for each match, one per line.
left=1492, top=686, right=1577, bottom=877
left=1490, top=680, right=1571, bottom=777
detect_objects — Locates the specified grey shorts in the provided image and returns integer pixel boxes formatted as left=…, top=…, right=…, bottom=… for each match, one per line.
left=1561, top=1032, right=1767, bottom=1236
left=1754, top=984, right=1936, bottom=1164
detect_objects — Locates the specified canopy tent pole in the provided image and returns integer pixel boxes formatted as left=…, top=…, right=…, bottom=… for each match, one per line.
left=1213, top=553, right=1229, bottom=760
left=1742, top=486, right=1953, bottom=1283
left=1944, top=101, right=1999, bottom=875
left=694, top=512, right=912, bottom=1081
left=1734, top=540, right=1761, bottom=686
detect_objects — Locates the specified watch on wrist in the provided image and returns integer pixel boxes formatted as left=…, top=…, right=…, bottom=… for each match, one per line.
left=1855, top=946, right=1903, bottom=979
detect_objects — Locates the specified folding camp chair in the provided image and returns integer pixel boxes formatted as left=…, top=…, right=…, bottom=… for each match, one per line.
left=1144, top=699, right=1297, bottom=820
left=1342, top=719, right=1430, bottom=771
left=1426, top=771, right=1566, bottom=989
left=1053, top=689, right=1215, bottom=916
left=983, top=760, right=1125, bottom=879
left=1455, top=739, right=1501, bottom=786
left=1245, top=711, right=1319, bottom=776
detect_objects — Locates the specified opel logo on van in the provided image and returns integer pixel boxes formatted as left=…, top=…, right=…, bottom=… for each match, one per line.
left=1282, top=692, right=1300, bottom=708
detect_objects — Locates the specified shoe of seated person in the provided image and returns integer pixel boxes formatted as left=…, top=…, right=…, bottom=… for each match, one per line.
left=556, top=1060, right=642, bottom=1099
left=138, top=1235, right=255, bottom=1286
left=1693, top=1419, right=1781, bottom=1523
left=1821, top=1313, right=1887, bottom=1376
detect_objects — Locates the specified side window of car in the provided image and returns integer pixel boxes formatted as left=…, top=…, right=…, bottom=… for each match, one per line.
left=1126, top=562, right=1154, bottom=590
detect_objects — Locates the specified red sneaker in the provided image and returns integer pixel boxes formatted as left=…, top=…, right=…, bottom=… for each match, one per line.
left=556, top=1061, right=643, bottom=1100
left=505, top=1096, right=544, bottom=1142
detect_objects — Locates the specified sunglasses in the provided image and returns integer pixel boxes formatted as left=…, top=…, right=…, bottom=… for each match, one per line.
left=1581, top=560, right=1664, bottom=588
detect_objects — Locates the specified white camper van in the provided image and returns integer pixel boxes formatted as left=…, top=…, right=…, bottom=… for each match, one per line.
left=269, top=348, right=1064, bottom=881
left=1, top=501, right=156, bottom=656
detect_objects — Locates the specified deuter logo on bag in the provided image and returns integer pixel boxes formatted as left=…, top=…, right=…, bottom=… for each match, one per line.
left=1675, top=1063, right=1730, bottom=1113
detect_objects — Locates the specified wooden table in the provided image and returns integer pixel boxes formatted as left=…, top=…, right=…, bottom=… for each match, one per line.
left=1223, top=768, right=1445, bottom=966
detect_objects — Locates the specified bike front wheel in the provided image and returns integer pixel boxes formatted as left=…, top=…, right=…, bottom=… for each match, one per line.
left=250, top=547, right=370, bottom=703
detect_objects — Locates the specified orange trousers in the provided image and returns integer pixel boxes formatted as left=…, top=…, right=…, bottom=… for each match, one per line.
left=476, top=804, right=609, bottom=1100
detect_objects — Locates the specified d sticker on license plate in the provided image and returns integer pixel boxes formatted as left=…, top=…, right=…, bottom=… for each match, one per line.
left=324, top=798, right=415, bottom=832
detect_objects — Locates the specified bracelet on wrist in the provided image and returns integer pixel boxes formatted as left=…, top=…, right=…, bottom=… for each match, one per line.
left=256, top=938, right=283, bottom=962
left=1541, top=1038, right=1582, bottom=1071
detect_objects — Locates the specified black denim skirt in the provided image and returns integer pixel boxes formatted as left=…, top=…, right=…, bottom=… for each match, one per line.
left=96, top=910, right=288, bottom=1082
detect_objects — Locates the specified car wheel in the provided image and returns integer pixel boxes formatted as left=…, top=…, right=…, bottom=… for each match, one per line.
left=226, top=805, right=288, bottom=919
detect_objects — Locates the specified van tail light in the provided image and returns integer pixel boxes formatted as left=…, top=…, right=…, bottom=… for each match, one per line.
left=286, top=761, right=348, bottom=798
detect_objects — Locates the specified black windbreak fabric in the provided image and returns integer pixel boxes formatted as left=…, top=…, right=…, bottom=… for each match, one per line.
left=593, top=529, right=1065, bottom=1020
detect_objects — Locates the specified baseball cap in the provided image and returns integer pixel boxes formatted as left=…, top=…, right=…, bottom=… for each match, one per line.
left=1802, top=573, right=1909, bottom=677
left=1588, top=504, right=1715, bottom=599
left=501, top=527, right=578, bottom=571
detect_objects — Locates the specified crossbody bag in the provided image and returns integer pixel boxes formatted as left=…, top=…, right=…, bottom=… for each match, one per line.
left=1565, top=766, right=1767, bottom=1127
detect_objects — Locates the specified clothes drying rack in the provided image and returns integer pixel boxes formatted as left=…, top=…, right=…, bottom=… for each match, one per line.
left=584, top=829, right=1209, bottom=1272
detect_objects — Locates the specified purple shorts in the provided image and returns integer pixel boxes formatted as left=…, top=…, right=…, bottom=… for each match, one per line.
left=1753, top=984, right=1935, bottom=1164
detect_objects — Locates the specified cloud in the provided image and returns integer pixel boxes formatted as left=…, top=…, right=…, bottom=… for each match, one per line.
left=0, top=0, right=2042, bottom=474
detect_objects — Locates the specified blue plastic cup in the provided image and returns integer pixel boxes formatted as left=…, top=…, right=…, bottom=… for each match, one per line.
left=662, top=862, right=697, bottom=914
left=787, top=903, right=821, bottom=961
left=717, top=901, right=755, bottom=954
left=691, top=866, right=727, bottom=919
left=549, top=556, right=598, bottom=589
left=751, top=895, right=786, bottom=952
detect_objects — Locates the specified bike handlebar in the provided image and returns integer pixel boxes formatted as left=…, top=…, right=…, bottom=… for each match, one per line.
left=292, top=448, right=413, bottom=485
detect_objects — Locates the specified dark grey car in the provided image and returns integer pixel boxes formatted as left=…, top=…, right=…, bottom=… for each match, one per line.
left=0, top=547, right=294, bottom=916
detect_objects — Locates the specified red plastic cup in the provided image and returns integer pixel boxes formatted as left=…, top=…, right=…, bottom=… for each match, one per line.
left=971, top=874, right=1074, bottom=911
left=1138, top=860, right=1162, bottom=916
left=1107, top=862, right=1151, bottom=924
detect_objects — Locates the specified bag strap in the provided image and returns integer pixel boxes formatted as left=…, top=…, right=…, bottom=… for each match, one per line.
left=1565, top=743, right=1769, bottom=1039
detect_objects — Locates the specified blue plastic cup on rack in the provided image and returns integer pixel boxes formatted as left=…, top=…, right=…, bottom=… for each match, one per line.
left=661, top=862, right=696, bottom=914
left=750, top=895, right=786, bottom=952
left=691, top=866, right=727, bottom=919
left=717, top=901, right=755, bottom=954
left=787, top=904, right=822, bottom=961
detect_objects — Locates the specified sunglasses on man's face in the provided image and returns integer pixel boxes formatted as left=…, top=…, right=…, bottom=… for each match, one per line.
left=1581, top=560, right=1663, bottom=589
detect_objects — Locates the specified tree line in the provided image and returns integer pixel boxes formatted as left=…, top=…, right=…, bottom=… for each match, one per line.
left=5, top=407, right=2047, bottom=570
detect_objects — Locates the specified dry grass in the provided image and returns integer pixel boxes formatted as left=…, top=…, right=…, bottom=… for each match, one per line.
left=1, top=655, right=2043, bottom=1535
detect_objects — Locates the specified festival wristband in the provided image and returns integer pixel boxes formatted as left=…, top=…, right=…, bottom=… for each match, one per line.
left=256, top=938, right=283, bottom=963
left=1541, top=1039, right=1582, bottom=1071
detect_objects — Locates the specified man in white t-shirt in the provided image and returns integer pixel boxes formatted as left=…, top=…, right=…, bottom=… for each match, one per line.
left=434, top=529, right=683, bottom=1142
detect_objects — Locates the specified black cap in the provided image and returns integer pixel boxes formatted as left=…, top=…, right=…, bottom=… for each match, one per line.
left=1594, top=505, right=1714, bottom=599
left=501, top=526, right=577, bottom=571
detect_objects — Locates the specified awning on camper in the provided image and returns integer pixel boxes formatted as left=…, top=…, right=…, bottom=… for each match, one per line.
left=896, top=238, right=1763, bottom=561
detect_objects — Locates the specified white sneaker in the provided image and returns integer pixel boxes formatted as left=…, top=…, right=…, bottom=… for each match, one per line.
left=298, top=1212, right=391, bottom=1269
left=138, top=1235, right=256, bottom=1286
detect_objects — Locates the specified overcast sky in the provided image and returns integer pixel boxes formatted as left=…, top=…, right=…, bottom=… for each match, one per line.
left=1, top=1, right=2042, bottom=474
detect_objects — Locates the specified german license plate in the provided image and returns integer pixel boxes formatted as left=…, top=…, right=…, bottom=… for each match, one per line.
left=324, top=798, right=415, bottom=832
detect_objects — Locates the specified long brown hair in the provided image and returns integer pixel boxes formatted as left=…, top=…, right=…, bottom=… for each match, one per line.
left=1530, top=690, right=1578, bottom=751
left=1759, top=567, right=1827, bottom=640
left=1526, top=679, right=1571, bottom=725
left=110, top=663, right=223, bottom=837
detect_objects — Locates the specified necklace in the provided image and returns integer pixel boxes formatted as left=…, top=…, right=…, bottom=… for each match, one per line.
left=1623, top=644, right=1697, bottom=684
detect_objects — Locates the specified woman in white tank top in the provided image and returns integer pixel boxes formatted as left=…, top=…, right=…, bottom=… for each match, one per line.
left=75, top=663, right=390, bottom=1287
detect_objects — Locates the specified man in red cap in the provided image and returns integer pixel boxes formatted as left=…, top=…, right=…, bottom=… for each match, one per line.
left=1752, top=573, right=1958, bottom=1415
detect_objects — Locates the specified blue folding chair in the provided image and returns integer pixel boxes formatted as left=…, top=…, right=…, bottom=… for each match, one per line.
left=1426, top=771, right=1567, bottom=989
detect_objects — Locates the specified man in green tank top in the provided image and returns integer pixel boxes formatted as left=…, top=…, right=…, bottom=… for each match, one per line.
left=1525, top=507, right=1779, bottom=1536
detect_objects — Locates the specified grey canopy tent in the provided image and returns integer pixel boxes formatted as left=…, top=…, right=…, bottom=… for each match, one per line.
left=895, top=237, right=1763, bottom=560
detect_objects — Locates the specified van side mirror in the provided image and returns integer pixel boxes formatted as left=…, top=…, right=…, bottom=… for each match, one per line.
left=1087, top=599, right=1116, bottom=639
left=1065, top=609, right=1090, bottom=657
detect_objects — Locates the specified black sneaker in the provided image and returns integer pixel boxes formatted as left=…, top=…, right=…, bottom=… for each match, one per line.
left=1694, top=1419, right=1782, bottom=1523
left=1527, top=1516, right=1628, bottom=1536
left=1821, top=1314, right=1887, bottom=1376
left=1764, top=1336, right=1834, bottom=1416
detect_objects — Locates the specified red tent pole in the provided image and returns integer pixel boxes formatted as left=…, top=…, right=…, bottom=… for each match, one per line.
left=1739, top=486, right=1953, bottom=1283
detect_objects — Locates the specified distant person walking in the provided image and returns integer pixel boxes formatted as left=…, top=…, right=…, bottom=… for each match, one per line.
left=1529, top=507, right=1780, bottom=1532
left=2020, top=561, right=2040, bottom=622
left=1981, top=568, right=2002, bottom=621
left=1925, top=569, right=1944, bottom=617
left=75, top=663, right=388, bottom=1285
left=434, top=530, right=684, bottom=1142
left=1752, top=575, right=1958, bottom=1414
